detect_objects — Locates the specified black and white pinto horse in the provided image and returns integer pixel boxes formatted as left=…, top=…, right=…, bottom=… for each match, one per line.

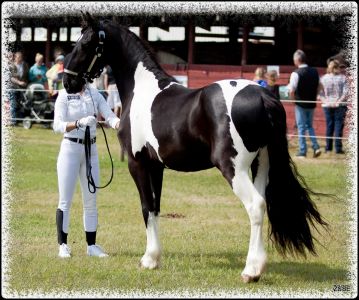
left=64, top=13, right=327, bottom=283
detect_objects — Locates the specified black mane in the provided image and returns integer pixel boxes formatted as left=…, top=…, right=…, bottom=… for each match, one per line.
left=106, top=20, right=175, bottom=88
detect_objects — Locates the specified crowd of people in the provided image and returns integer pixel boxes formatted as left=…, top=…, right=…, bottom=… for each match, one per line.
left=6, top=48, right=349, bottom=157
left=252, top=49, right=349, bottom=157
left=6, top=50, right=122, bottom=125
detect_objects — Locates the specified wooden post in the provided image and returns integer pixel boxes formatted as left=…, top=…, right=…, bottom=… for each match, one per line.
left=186, top=19, right=195, bottom=64
left=67, top=26, right=71, bottom=42
left=297, top=21, right=304, bottom=50
left=45, top=26, right=52, bottom=68
left=139, top=25, right=148, bottom=41
left=15, top=26, right=21, bottom=43
left=31, top=26, right=35, bottom=41
left=228, top=25, right=238, bottom=64
left=241, top=25, right=249, bottom=66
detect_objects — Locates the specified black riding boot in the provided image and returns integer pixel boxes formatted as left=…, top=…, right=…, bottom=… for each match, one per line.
left=56, top=208, right=68, bottom=244
left=85, top=231, right=96, bottom=246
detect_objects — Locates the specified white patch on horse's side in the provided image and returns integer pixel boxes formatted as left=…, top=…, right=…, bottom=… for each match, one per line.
left=217, top=78, right=261, bottom=199
left=216, top=79, right=258, bottom=158
left=218, top=80, right=258, bottom=190
left=140, top=212, right=161, bottom=269
left=130, top=62, right=163, bottom=161
left=217, top=79, right=263, bottom=191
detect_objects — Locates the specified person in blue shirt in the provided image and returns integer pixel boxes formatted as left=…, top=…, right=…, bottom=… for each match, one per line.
left=28, top=53, right=48, bottom=85
left=253, top=67, right=268, bottom=88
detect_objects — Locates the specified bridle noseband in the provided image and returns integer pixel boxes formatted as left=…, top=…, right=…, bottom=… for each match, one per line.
left=64, top=23, right=105, bottom=81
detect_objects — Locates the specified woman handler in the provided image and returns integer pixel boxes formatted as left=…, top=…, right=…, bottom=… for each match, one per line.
left=53, top=80, right=120, bottom=258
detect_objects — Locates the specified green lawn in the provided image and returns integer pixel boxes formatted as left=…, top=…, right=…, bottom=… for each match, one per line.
left=2, top=125, right=356, bottom=297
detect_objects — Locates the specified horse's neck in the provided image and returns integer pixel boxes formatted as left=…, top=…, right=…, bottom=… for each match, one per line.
left=108, top=27, right=173, bottom=110
left=113, top=62, right=170, bottom=111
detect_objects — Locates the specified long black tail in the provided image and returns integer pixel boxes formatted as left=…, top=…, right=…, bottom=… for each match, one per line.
left=261, top=89, right=328, bottom=257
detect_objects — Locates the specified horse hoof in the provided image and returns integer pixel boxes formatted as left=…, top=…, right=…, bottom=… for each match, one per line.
left=139, top=256, right=160, bottom=269
left=241, top=274, right=261, bottom=283
left=139, top=263, right=159, bottom=270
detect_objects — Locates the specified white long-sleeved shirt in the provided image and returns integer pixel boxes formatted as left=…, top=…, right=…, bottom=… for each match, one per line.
left=287, top=64, right=308, bottom=92
left=53, top=85, right=120, bottom=138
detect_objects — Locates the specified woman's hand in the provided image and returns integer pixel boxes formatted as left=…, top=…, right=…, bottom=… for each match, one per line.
left=115, top=121, right=120, bottom=130
left=78, top=116, right=97, bottom=128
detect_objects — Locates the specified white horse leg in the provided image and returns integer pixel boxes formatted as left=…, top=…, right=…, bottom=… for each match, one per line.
left=140, top=212, right=161, bottom=269
left=245, top=147, right=269, bottom=282
left=253, top=147, right=269, bottom=199
left=232, top=150, right=267, bottom=283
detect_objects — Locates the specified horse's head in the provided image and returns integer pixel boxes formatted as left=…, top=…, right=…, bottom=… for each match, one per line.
left=63, top=12, right=106, bottom=93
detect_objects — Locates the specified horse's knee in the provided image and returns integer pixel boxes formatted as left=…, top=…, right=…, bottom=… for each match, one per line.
left=231, top=170, right=253, bottom=200
left=248, top=197, right=266, bottom=225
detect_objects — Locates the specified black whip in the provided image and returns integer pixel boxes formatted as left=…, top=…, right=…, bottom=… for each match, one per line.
left=84, top=123, right=114, bottom=194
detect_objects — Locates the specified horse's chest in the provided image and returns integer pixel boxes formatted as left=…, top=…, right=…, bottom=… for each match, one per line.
left=129, top=62, right=163, bottom=161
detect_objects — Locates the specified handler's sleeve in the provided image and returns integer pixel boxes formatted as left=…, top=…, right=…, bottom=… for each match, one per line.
left=53, top=91, right=68, bottom=133
left=97, top=91, right=120, bottom=129
left=287, top=72, right=299, bottom=93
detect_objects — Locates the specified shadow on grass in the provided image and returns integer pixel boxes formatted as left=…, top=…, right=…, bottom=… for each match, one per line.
left=268, top=261, right=348, bottom=282
left=118, top=249, right=349, bottom=283
left=110, top=245, right=349, bottom=283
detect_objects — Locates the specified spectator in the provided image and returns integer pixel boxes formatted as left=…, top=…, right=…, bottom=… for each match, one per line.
left=288, top=49, right=321, bottom=158
left=90, top=67, right=107, bottom=99
left=28, top=53, right=48, bottom=85
left=52, top=47, right=64, bottom=66
left=9, top=51, right=29, bottom=124
left=253, top=67, right=268, bottom=87
left=327, top=50, right=349, bottom=70
left=265, top=70, right=280, bottom=100
left=46, top=54, right=65, bottom=99
left=104, top=65, right=122, bottom=118
left=317, top=59, right=348, bottom=154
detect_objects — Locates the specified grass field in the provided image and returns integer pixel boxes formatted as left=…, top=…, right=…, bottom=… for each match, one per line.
left=2, top=125, right=356, bottom=297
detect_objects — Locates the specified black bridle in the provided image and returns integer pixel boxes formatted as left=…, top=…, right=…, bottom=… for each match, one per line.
left=64, top=23, right=105, bottom=82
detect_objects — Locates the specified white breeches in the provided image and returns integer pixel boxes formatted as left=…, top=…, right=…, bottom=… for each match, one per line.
left=57, top=139, right=99, bottom=233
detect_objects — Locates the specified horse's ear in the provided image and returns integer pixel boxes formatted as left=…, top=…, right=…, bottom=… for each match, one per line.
left=80, top=11, right=95, bottom=28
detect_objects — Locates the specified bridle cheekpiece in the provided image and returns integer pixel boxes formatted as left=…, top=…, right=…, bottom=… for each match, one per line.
left=64, top=22, right=106, bottom=82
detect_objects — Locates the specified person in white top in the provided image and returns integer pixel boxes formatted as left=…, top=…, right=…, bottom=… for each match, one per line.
left=53, top=83, right=120, bottom=258
left=317, top=59, right=348, bottom=154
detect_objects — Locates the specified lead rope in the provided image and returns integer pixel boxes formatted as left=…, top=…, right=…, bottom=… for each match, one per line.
left=84, top=84, right=115, bottom=193
left=84, top=123, right=114, bottom=194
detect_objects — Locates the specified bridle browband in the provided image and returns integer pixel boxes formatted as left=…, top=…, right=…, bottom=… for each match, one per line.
left=64, top=22, right=105, bottom=81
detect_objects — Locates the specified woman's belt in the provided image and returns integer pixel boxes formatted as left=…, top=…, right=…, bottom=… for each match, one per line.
left=64, top=137, right=96, bottom=144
